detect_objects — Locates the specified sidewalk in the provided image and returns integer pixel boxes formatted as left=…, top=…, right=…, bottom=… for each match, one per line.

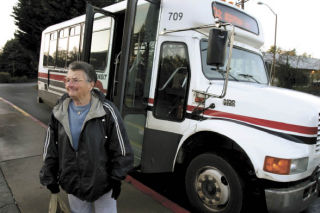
left=0, top=97, right=189, bottom=213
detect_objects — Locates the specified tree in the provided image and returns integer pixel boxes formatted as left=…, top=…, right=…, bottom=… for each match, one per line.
left=302, top=52, right=312, bottom=58
left=267, top=45, right=282, bottom=54
left=270, top=46, right=313, bottom=89
left=0, top=38, right=33, bottom=77
left=6, top=0, right=117, bottom=78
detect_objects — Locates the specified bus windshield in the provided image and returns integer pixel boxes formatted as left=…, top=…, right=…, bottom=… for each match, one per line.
left=200, top=40, right=268, bottom=84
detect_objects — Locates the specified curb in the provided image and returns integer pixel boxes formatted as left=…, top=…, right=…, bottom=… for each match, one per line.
left=0, top=96, right=190, bottom=213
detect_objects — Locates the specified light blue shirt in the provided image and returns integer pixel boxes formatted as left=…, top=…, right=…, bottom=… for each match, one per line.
left=68, top=101, right=91, bottom=151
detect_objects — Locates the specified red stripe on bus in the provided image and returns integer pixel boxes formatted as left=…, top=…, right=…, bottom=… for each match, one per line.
left=148, top=98, right=154, bottom=104
left=187, top=105, right=317, bottom=135
left=38, top=72, right=107, bottom=93
left=38, top=72, right=65, bottom=81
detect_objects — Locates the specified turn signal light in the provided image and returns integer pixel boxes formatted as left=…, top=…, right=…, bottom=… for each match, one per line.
left=195, top=97, right=205, bottom=103
left=263, top=156, right=291, bottom=175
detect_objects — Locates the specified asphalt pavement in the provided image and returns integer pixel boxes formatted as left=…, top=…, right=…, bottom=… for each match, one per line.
left=0, top=90, right=189, bottom=213
left=1, top=82, right=320, bottom=213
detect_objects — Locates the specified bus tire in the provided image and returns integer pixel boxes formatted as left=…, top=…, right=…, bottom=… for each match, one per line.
left=37, top=96, right=43, bottom=103
left=185, top=153, right=243, bottom=213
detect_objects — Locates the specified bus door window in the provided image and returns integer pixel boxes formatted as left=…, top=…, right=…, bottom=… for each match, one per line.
left=124, top=3, right=159, bottom=109
left=122, top=2, right=160, bottom=166
left=89, top=16, right=112, bottom=72
left=154, top=42, right=190, bottom=121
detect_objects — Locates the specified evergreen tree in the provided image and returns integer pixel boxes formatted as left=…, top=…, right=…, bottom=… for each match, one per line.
left=0, top=38, right=33, bottom=77
left=4, top=0, right=116, bottom=78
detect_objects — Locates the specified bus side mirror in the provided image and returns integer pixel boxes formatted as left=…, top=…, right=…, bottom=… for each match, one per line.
left=207, top=28, right=228, bottom=67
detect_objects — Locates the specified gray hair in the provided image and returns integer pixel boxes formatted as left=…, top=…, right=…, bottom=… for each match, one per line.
left=68, top=61, right=97, bottom=83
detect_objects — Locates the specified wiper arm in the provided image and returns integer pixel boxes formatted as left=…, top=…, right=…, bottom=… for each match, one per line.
left=210, top=68, right=239, bottom=81
left=238, top=74, right=260, bottom=83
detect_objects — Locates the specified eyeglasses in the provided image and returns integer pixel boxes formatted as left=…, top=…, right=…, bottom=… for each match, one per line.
left=64, top=78, right=85, bottom=84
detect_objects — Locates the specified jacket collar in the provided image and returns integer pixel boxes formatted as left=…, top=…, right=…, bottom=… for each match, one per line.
left=53, top=90, right=106, bottom=145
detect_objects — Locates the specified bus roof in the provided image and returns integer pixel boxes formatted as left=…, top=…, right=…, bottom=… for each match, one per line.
left=42, top=0, right=264, bottom=49
left=159, top=0, right=264, bottom=49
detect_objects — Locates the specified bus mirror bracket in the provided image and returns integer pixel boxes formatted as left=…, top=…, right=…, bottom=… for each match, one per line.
left=200, top=25, right=235, bottom=99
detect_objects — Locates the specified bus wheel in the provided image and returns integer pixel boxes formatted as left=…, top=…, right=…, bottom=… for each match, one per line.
left=185, top=153, right=243, bottom=213
left=37, top=96, right=43, bottom=103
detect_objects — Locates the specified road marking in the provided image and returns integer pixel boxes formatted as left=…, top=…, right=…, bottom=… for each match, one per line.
left=0, top=97, right=48, bottom=129
left=0, top=97, right=30, bottom=117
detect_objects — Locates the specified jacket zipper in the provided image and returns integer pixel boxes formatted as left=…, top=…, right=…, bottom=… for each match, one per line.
left=75, top=150, right=81, bottom=198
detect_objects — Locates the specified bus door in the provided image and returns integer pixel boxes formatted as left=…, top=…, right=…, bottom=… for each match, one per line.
left=83, top=1, right=160, bottom=167
left=113, top=0, right=160, bottom=167
left=141, top=37, right=191, bottom=173
left=82, top=4, right=118, bottom=96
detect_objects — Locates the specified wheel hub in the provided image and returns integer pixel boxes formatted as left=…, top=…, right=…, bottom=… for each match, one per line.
left=196, top=168, right=230, bottom=207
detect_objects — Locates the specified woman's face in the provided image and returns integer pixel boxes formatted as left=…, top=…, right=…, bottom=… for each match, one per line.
left=65, top=70, right=94, bottom=101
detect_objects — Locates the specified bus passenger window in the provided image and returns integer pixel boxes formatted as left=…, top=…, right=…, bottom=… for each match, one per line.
left=67, top=25, right=81, bottom=65
left=43, top=34, right=50, bottom=67
left=56, top=28, right=68, bottom=68
left=154, top=42, right=190, bottom=121
left=48, top=31, right=57, bottom=67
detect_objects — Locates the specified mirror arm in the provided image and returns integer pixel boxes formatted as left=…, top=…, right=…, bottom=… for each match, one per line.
left=194, top=24, right=235, bottom=99
left=219, top=24, right=235, bottom=98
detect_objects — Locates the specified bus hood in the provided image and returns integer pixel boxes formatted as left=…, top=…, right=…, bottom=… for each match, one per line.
left=200, top=82, right=320, bottom=144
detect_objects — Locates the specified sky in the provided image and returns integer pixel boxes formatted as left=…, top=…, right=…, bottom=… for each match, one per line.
left=0, top=0, right=320, bottom=58
left=0, top=1, right=18, bottom=50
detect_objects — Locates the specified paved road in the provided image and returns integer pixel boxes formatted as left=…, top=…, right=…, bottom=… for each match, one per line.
left=0, top=82, right=319, bottom=213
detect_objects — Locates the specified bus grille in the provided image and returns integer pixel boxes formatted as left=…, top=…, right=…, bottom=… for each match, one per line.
left=316, top=113, right=320, bottom=153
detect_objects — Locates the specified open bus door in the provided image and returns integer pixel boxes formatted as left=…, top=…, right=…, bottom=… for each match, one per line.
left=83, top=0, right=160, bottom=168
left=82, top=4, right=120, bottom=97
left=114, top=0, right=160, bottom=168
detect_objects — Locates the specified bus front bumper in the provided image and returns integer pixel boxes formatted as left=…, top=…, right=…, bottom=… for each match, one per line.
left=265, top=178, right=319, bottom=213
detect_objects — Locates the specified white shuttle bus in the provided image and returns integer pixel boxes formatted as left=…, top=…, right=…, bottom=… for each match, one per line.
left=38, top=0, right=320, bottom=212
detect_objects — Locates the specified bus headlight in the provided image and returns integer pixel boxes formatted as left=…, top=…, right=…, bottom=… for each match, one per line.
left=263, top=156, right=308, bottom=175
left=290, top=157, right=309, bottom=174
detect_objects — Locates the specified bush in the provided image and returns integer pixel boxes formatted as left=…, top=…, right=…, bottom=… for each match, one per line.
left=9, top=76, right=29, bottom=83
left=0, top=72, right=10, bottom=83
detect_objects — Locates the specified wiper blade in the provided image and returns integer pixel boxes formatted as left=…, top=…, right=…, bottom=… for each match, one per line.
left=210, top=68, right=239, bottom=81
left=238, top=74, right=260, bottom=83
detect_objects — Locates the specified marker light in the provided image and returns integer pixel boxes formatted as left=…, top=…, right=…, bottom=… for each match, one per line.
left=264, top=156, right=309, bottom=175
left=264, top=156, right=291, bottom=175
left=195, top=97, right=205, bottom=103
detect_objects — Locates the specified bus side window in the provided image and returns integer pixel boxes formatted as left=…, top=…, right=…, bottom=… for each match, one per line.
left=43, top=33, right=50, bottom=67
left=56, top=28, right=69, bottom=68
left=48, top=31, right=57, bottom=67
left=67, top=25, right=81, bottom=66
left=154, top=42, right=190, bottom=121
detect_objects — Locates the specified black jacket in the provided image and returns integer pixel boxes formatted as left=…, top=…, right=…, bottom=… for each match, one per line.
left=40, top=90, right=134, bottom=201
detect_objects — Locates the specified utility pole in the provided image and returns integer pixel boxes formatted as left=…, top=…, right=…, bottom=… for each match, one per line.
left=237, top=0, right=248, bottom=9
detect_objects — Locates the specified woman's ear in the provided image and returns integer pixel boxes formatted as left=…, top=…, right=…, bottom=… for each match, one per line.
left=90, top=81, right=95, bottom=90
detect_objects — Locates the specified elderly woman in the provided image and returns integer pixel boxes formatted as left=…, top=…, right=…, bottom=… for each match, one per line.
left=40, top=61, right=133, bottom=213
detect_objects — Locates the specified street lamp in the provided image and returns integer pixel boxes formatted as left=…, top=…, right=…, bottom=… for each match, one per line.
left=257, top=1, right=277, bottom=85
